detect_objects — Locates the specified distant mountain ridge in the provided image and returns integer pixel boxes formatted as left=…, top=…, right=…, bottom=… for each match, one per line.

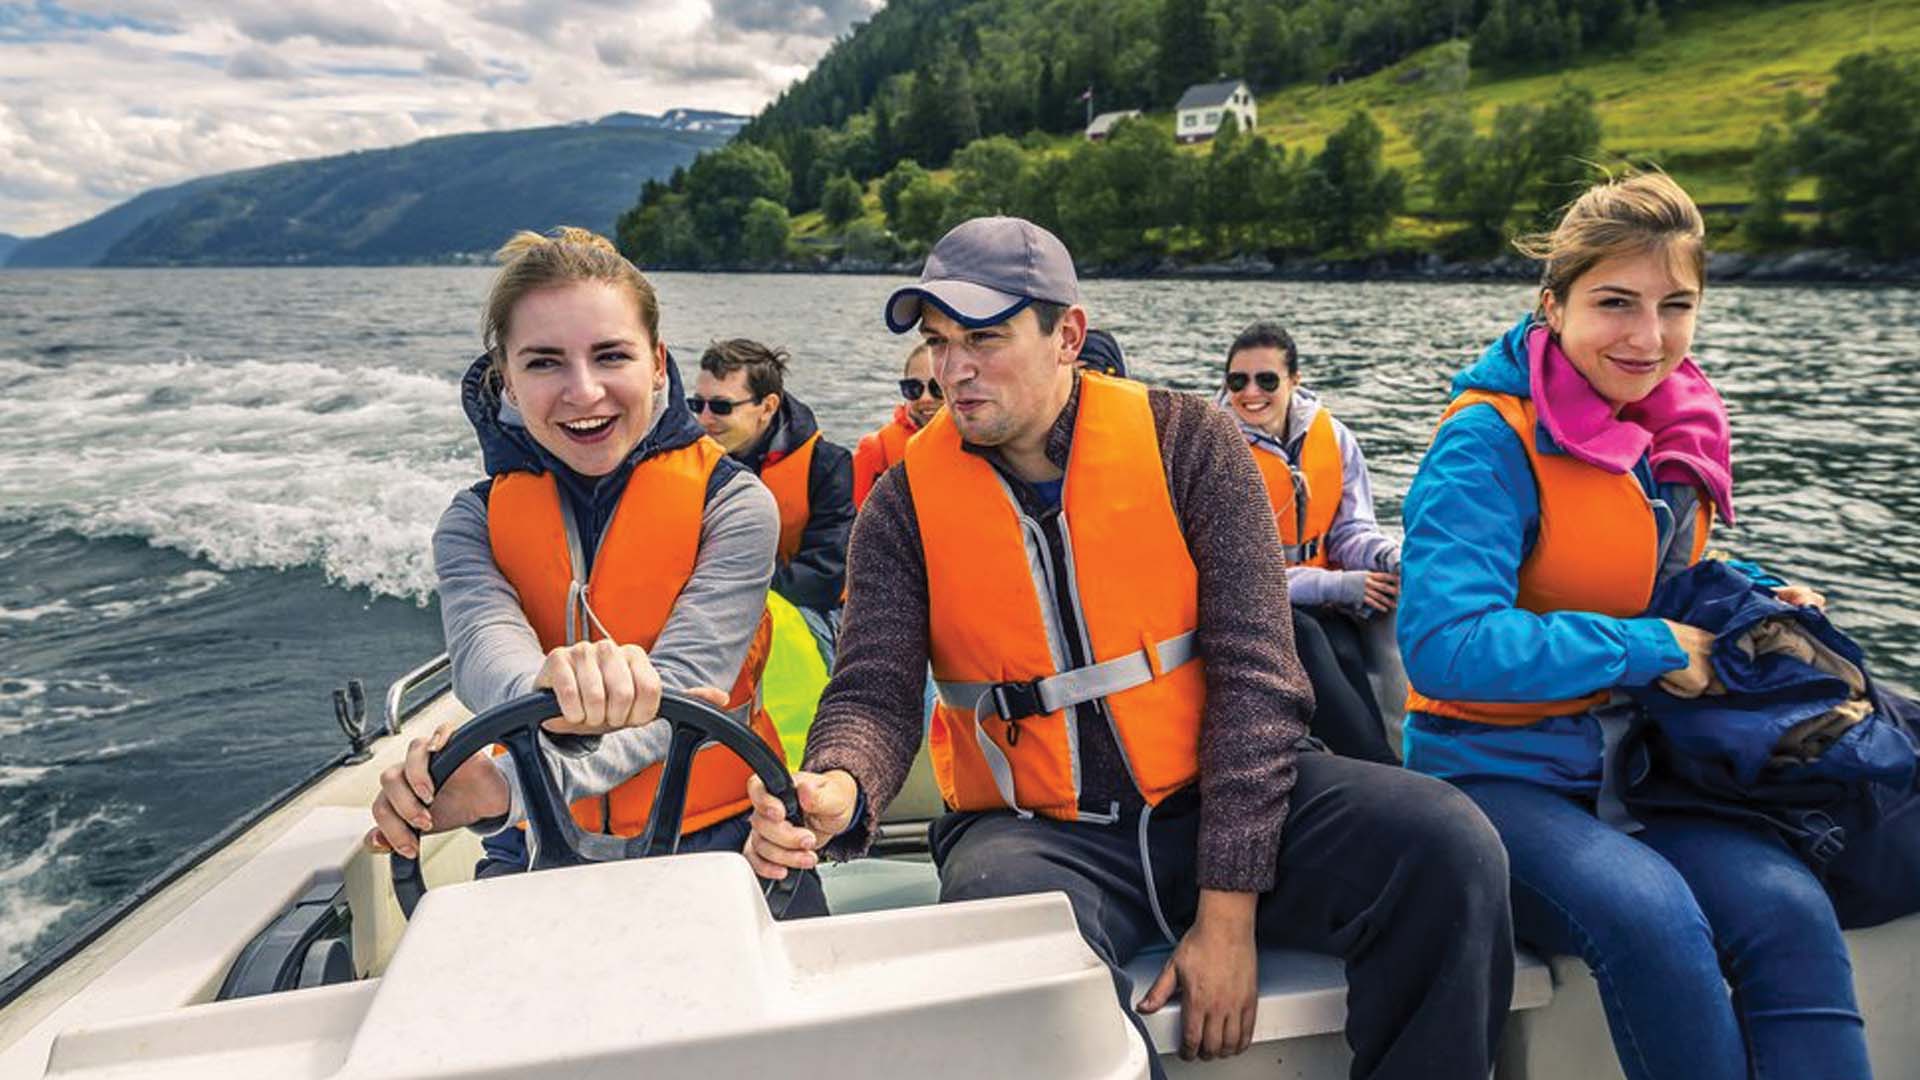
left=0, top=234, right=21, bottom=264
left=4, top=110, right=744, bottom=268
left=595, top=109, right=749, bottom=136
left=7, top=175, right=236, bottom=268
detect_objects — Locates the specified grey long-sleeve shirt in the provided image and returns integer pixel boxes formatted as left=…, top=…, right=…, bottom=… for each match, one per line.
left=434, top=463, right=779, bottom=829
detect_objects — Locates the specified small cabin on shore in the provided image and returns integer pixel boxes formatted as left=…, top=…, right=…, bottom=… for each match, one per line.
left=1086, top=110, right=1141, bottom=142
left=1174, top=78, right=1255, bottom=143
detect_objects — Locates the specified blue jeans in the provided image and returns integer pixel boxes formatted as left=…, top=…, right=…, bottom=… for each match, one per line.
left=1459, top=779, right=1869, bottom=1080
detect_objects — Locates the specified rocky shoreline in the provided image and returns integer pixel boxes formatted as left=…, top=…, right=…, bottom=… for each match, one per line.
left=61, top=248, right=1920, bottom=285
left=811, top=247, right=1920, bottom=285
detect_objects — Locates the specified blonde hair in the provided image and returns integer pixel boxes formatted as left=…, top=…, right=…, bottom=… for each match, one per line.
left=1514, top=171, right=1706, bottom=321
left=482, top=226, right=660, bottom=379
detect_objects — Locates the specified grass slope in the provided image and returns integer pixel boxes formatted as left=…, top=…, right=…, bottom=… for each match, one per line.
left=1249, top=0, right=1917, bottom=208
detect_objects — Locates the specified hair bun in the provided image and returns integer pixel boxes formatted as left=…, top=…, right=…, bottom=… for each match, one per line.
left=494, top=225, right=619, bottom=264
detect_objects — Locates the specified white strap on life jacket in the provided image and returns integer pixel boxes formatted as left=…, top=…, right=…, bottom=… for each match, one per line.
left=934, top=630, right=1198, bottom=820
left=933, top=631, right=1199, bottom=721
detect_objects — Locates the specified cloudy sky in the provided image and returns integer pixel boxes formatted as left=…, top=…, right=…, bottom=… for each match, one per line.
left=0, top=0, right=881, bottom=237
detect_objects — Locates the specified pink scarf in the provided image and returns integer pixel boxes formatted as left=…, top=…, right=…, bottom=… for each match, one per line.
left=1527, top=325, right=1735, bottom=523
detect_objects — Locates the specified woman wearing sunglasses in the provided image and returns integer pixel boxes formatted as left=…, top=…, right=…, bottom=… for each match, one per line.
left=1224, top=321, right=1404, bottom=764
left=365, top=226, right=823, bottom=915
left=851, top=341, right=943, bottom=508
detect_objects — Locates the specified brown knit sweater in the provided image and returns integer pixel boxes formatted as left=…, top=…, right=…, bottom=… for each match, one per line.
left=802, top=375, right=1312, bottom=893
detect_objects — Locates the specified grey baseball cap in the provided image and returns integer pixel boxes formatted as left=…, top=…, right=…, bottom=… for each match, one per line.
left=884, top=216, right=1080, bottom=334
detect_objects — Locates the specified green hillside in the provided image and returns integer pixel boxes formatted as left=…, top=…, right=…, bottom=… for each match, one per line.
left=5, top=174, right=231, bottom=268
left=635, top=0, right=1919, bottom=267
left=1241, top=0, right=1917, bottom=209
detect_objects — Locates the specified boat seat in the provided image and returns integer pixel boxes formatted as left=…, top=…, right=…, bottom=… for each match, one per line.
left=820, top=855, right=1556, bottom=1065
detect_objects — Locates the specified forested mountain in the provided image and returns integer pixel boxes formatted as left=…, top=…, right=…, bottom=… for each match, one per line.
left=622, top=0, right=1919, bottom=269
left=6, top=112, right=741, bottom=268
left=5, top=175, right=230, bottom=268
left=742, top=0, right=1688, bottom=177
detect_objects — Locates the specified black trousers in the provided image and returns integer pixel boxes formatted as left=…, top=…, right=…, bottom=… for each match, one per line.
left=1293, top=607, right=1399, bottom=765
left=929, top=752, right=1513, bottom=1080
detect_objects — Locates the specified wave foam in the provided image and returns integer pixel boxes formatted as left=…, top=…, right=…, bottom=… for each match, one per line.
left=0, top=807, right=124, bottom=974
left=0, top=674, right=144, bottom=737
left=0, top=356, right=481, bottom=602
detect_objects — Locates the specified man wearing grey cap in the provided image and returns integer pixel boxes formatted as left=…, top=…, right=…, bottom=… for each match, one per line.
left=744, top=217, right=1512, bottom=1077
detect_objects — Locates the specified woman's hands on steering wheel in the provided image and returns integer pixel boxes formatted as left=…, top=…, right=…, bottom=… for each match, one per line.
left=535, top=640, right=665, bottom=736
left=363, top=675, right=729, bottom=859
left=365, top=721, right=508, bottom=859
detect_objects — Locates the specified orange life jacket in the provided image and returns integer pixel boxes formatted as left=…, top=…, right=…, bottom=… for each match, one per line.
left=1405, top=390, right=1714, bottom=727
left=906, top=372, right=1206, bottom=821
left=852, top=406, right=918, bottom=509
left=1248, top=407, right=1344, bottom=568
left=759, top=430, right=819, bottom=562
left=487, top=438, right=780, bottom=836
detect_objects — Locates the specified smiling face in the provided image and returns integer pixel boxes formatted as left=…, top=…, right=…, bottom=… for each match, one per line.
left=692, top=367, right=778, bottom=453
left=901, top=345, right=942, bottom=428
left=920, top=304, right=1083, bottom=455
left=1543, top=246, right=1702, bottom=409
left=1225, top=345, right=1300, bottom=436
left=499, top=281, right=667, bottom=477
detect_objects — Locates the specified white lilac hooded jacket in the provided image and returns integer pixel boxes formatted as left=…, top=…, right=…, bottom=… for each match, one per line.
left=1233, top=386, right=1401, bottom=612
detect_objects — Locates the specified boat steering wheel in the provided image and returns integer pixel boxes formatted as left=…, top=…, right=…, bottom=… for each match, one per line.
left=389, top=688, right=803, bottom=918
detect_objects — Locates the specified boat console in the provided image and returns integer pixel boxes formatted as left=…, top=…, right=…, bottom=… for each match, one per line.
left=35, top=854, right=1152, bottom=1079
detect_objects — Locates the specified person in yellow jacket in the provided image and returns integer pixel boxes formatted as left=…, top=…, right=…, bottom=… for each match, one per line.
left=742, top=216, right=1512, bottom=1077
left=365, top=226, right=823, bottom=916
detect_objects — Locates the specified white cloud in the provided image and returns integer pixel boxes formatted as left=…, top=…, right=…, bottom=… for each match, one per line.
left=0, top=0, right=884, bottom=237
left=226, top=44, right=300, bottom=80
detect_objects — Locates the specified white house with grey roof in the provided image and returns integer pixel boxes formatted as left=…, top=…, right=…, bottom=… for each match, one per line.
left=1085, top=109, right=1142, bottom=141
left=1174, top=78, right=1255, bottom=144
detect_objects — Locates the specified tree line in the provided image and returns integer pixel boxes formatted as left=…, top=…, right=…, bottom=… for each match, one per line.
left=1741, top=49, right=1920, bottom=259
left=712, top=0, right=1700, bottom=220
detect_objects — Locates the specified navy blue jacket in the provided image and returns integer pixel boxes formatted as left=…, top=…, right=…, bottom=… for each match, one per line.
left=1621, top=560, right=1919, bottom=865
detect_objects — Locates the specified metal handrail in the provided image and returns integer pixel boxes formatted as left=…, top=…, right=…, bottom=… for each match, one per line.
left=384, top=652, right=453, bottom=735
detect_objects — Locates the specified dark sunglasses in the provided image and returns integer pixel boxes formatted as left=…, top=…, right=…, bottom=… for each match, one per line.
left=899, top=378, right=944, bottom=401
left=1225, top=371, right=1284, bottom=394
left=686, top=395, right=758, bottom=416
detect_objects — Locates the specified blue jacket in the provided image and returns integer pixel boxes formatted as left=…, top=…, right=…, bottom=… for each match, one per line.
left=1620, top=559, right=1918, bottom=864
left=1399, top=317, right=1697, bottom=792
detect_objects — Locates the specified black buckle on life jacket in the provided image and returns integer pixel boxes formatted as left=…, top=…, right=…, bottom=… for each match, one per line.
left=990, top=678, right=1047, bottom=724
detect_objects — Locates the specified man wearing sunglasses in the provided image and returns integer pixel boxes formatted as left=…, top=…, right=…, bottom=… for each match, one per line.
left=744, top=216, right=1513, bottom=1078
left=691, top=340, right=855, bottom=657
left=851, top=342, right=944, bottom=509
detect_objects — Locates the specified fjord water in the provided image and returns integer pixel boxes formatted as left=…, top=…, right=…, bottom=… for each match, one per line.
left=0, top=267, right=1916, bottom=981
